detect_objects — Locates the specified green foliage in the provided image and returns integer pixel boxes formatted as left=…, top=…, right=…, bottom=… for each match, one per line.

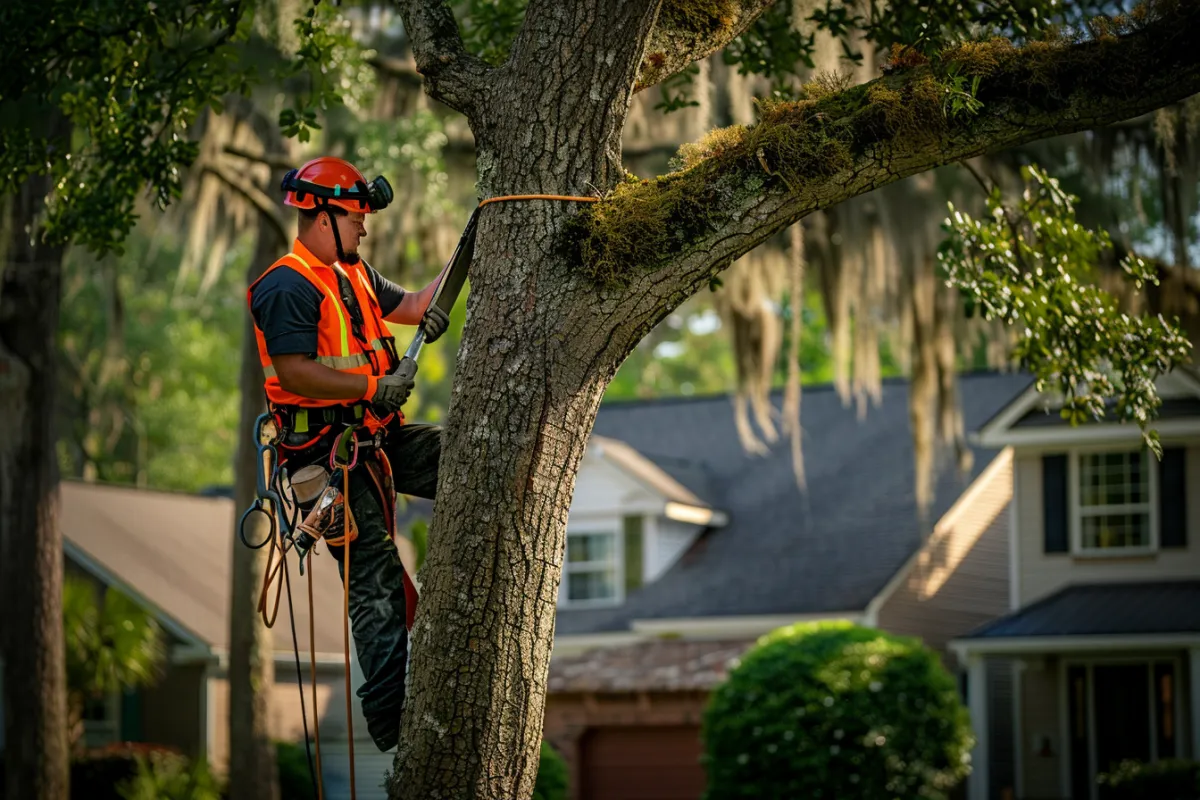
left=115, top=751, right=223, bottom=800
left=279, top=2, right=377, bottom=143
left=454, top=0, right=528, bottom=65
left=56, top=226, right=242, bottom=492
left=0, top=0, right=257, bottom=254
left=938, top=164, right=1191, bottom=456
left=532, top=741, right=569, bottom=800
left=702, top=621, right=973, bottom=800
left=276, top=740, right=320, bottom=800
left=69, top=743, right=185, bottom=800
left=722, top=3, right=815, bottom=95
left=1097, top=758, right=1200, bottom=800
left=63, top=576, right=165, bottom=707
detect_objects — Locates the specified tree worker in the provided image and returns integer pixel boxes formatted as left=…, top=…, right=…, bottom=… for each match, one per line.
left=247, top=155, right=449, bottom=752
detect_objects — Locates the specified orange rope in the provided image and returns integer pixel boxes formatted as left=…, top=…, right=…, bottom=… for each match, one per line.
left=477, top=193, right=600, bottom=207
left=308, top=554, right=325, bottom=800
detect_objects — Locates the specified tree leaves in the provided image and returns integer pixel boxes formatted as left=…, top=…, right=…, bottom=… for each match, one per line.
left=938, top=164, right=1191, bottom=455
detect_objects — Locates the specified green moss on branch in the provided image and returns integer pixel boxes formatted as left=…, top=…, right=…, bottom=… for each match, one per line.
left=572, top=0, right=1195, bottom=288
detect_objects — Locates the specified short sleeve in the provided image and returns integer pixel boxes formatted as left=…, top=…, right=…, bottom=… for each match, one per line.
left=249, top=268, right=324, bottom=356
left=366, top=263, right=406, bottom=317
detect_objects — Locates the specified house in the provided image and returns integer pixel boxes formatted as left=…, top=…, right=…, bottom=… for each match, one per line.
left=544, top=370, right=1033, bottom=800
left=950, top=369, right=1200, bottom=800
left=46, top=481, right=398, bottom=800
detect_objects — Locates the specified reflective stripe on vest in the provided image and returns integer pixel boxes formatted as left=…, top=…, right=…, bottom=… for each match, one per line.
left=263, top=352, right=370, bottom=379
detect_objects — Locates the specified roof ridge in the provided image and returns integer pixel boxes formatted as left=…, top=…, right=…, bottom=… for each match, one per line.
left=62, top=478, right=232, bottom=504
left=598, top=368, right=1026, bottom=410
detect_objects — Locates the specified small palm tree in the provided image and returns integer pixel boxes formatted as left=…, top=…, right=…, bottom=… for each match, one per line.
left=63, top=575, right=165, bottom=751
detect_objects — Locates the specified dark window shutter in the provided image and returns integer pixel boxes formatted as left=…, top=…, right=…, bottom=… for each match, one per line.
left=1159, top=447, right=1187, bottom=549
left=623, top=515, right=644, bottom=592
left=1043, top=454, right=1069, bottom=553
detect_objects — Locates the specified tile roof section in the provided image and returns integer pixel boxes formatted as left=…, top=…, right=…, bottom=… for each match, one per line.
left=556, top=371, right=1033, bottom=635
left=964, top=580, right=1200, bottom=638
left=548, top=639, right=754, bottom=693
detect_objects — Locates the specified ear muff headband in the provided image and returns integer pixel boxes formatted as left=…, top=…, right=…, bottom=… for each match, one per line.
left=281, top=170, right=393, bottom=212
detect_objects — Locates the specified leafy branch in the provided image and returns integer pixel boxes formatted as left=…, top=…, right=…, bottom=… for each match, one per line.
left=938, top=164, right=1192, bottom=455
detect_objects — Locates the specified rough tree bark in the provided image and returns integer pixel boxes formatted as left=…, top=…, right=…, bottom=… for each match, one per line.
left=0, top=172, right=69, bottom=800
left=389, top=2, right=1200, bottom=798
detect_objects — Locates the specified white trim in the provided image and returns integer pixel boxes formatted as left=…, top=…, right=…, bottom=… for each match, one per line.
left=1010, top=453, right=1021, bottom=610
left=952, top=633, right=1200, bottom=659
left=1013, top=660, right=1025, bottom=799
left=64, top=538, right=207, bottom=649
left=1068, top=446, right=1159, bottom=556
left=975, top=382, right=1047, bottom=447
left=551, top=632, right=644, bottom=659
left=663, top=501, right=728, bottom=527
left=197, top=647, right=349, bottom=670
left=967, top=654, right=989, bottom=800
left=975, top=418, right=1200, bottom=449
left=630, top=611, right=863, bottom=639
left=863, top=448, right=1015, bottom=626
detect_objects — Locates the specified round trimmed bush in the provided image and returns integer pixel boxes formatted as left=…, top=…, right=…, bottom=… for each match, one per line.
left=702, top=621, right=974, bottom=800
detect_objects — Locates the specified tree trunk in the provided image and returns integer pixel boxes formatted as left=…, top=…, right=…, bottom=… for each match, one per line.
left=228, top=228, right=280, bottom=800
left=390, top=4, right=662, bottom=798
left=0, top=174, right=69, bottom=800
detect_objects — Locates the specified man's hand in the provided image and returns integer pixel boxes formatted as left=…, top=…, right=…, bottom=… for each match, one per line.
left=371, top=372, right=416, bottom=414
left=422, top=304, right=450, bottom=343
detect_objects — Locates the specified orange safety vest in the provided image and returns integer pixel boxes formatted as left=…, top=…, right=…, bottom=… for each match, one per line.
left=248, top=239, right=401, bottom=433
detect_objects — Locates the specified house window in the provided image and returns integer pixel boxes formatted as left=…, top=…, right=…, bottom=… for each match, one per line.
left=564, top=530, right=619, bottom=605
left=1075, top=450, right=1154, bottom=552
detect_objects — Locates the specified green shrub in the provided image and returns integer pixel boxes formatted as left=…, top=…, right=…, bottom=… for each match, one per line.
left=533, top=740, right=569, bottom=800
left=702, top=621, right=974, bottom=800
left=70, top=743, right=182, bottom=800
left=276, top=740, right=321, bottom=800
left=115, top=750, right=223, bottom=800
left=1098, top=758, right=1200, bottom=799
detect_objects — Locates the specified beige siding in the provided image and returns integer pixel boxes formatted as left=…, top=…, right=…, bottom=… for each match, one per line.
left=876, top=449, right=1012, bottom=661
left=1020, top=662, right=1063, bottom=800
left=206, top=665, right=351, bottom=776
left=1015, top=444, right=1200, bottom=606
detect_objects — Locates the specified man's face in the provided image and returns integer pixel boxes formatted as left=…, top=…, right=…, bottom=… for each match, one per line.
left=331, top=210, right=367, bottom=263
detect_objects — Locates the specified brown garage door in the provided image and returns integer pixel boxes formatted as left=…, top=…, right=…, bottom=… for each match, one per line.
left=579, top=725, right=706, bottom=800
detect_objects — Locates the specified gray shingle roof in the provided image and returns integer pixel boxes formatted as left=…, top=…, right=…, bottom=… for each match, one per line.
left=963, top=580, right=1200, bottom=638
left=556, top=370, right=1033, bottom=635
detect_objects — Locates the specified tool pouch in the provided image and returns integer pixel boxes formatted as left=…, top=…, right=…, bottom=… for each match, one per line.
left=291, top=465, right=358, bottom=549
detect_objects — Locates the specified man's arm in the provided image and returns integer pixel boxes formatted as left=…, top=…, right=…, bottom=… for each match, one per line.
left=272, top=354, right=370, bottom=400
left=383, top=258, right=452, bottom=325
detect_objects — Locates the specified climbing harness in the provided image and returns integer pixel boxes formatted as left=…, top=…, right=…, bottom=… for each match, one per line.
left=239, top=192, right=599, bottom=799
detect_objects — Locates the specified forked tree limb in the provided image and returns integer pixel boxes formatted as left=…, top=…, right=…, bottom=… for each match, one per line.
left=394, top=0, right=492, bottom=116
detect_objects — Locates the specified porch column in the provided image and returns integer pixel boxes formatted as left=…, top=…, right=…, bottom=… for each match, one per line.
left=968, top=654, right=989, bottom=800
left=1191, top=647, right=1200, bottom=760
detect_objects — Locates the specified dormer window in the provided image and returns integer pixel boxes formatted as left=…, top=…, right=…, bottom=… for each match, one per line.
left=564, top=529, right=620, bottom=605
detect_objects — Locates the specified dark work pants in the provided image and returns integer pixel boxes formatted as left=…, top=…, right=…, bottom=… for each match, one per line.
left=321, top=422, right=442, bottom=752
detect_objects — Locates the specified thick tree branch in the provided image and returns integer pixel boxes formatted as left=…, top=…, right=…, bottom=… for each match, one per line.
left=204, top=163, right=289, bottom=250
left=634, top=0, right=778, bottom=92
left=582, top=2, right=1200, bottom=312
left=395, top=0, right=491, bottom=116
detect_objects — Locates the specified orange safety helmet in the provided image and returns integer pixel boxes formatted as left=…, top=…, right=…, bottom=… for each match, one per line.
left=281, top=156, right=393, bottom=215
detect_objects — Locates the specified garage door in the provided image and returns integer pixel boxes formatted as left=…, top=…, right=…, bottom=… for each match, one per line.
left=579, top=725, right=706, bottom=800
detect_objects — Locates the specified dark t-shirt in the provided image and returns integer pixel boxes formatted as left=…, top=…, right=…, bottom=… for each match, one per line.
left=250, top=261, right=405, bottom=356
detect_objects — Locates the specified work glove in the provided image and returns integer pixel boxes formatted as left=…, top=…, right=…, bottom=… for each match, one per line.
left=371, top=371, right=415, bottom=415
left=422, top=304, right=450, bottom=343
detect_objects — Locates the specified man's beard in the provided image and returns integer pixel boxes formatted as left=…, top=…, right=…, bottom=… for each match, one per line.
left=340, top=251, right=361, bottom=265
